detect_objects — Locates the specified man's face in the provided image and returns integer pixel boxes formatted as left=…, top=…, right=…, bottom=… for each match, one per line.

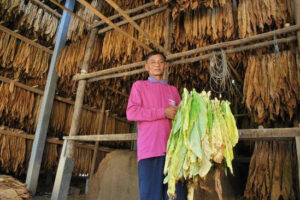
left=145, top=54, right=166, bottom=77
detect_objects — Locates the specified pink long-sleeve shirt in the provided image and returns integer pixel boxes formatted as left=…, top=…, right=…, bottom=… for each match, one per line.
left=126, top=78, right=181, bottom=161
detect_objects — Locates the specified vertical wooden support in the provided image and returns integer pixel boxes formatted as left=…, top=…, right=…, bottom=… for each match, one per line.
left=295, top=0, right=300, bottom=89
left=295, top=0, right=300, bottom=193
left=163, top=9, right=172, bottom=82
left=26, top=0, right=75, bottom=195
left=90, top=99, right=106, bottom=176
left=66, top=28, right=98, bottom=158
left=51, top=28, right=97, bottom=200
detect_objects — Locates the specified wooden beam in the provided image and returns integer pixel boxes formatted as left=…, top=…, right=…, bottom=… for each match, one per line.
left=98, top=5, right=168, bottom=34
left=64, top=133, right=138, bottom=141
left=74, top=26, right=300, bottom=82
left=0, top=25, right=53, bottom=54
left=90, top=99, right=106, bottom=175
left=49, top=0, right=91, bottom=25
left=73, top=61, right=145, bottom=80
left=92, top=2, right=155, bottom=28
left=30, top=0, right=62, bottom=18
left=63, top=128, right=300, bottom=142
left=295, top=0, right=300, bottom=101
left=76, top=0, right=152, bottom=52
left=105, top=0, right=170, bottom=55
left=105, top=86, right=129, bottom=98
left=88, top=68, right=146, bottom=82
left=167, top=24, right=300, bottom=61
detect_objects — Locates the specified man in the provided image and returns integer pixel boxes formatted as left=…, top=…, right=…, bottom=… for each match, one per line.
left=126, top=51, right=187, bottom=200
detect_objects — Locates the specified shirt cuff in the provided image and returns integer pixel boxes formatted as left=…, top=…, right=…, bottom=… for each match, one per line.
left=156, top=108, right=165, bottom=119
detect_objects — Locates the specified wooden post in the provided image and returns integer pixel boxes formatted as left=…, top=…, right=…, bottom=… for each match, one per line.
left=51, top=28, right=97, bottom=200
left=295, top=0, right=300, bottom=96
left=163, top=9, right=172, bottom=82
left=90, top=99, right=106, bottom=175
left=66, top=28, right=98, bottom=158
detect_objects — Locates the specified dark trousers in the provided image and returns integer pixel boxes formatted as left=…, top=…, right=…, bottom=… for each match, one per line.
left=138, top=156, right=187, bottom=200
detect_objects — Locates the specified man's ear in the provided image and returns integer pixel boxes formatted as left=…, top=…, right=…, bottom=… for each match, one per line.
left=145, top=63, right=149, bottom=71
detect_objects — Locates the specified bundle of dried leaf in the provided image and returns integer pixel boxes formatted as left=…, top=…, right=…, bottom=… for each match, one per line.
left=0, top=175, right=31, bottom=200
left=243, top=50, right=299, bottom=124
left=244, top=141, right=299, bottom=200
left=155, top=0, right=229, bottom=18
left=237, top=0, right=294, bottom=38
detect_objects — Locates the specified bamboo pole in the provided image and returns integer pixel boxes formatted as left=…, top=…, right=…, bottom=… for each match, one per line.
left=105, top=0, right=170, bottom=55
left=93, top=2, right=155, bottom=28
left=98, top=6, right=168, bottom=34
left=87, top=36, right=297, bottom=82
left=0, top=25, right=53, bottom=54
left=30, top=0, right=62, bottom=18
left=76, top=0, right=152, bottom=52
left=90, top=99, right=106, bottom=175
left=74, top=25, right=300, bottom=81
left=66, top=28, right=98, bottom=158
left=49, top=0, right=92, bottom=25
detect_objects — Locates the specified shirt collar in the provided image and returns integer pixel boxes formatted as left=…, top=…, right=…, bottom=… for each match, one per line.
left=148, top=77, right=167, bottom=85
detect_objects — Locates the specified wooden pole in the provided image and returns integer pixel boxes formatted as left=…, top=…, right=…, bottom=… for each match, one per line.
left=90, top=99, right=106, bottom=175
left=105, top=0, right=170, bottom=55
left=65, top=29, right=98, bottom=158
left=73, top=25, right=300, bottom=81
left=76, top=0, right=152, bottom=52
left=93, top=2, right=155, bottom=28
left=98, top=6, right=168, bottom=34
left=87, top=36, right=296, bottom=82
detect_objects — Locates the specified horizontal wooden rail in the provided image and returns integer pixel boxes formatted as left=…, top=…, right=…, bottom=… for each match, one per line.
left=63, top=128, right=300, bottom=142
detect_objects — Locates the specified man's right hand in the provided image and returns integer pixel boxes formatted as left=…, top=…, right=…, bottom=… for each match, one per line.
left=164, top=106, right=178, bottom=120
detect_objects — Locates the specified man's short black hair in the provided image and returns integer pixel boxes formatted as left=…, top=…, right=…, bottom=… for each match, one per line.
left=144, top=51, right=166, bottom=61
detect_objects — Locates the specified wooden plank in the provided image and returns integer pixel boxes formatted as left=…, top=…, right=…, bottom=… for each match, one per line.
left=64, top=133, right=138, bottom=141
left=30, top=0, right=62, bottom=18
left=0, top=25, right=53, bottom=54
left=105, top=0, right=170, bottom=55
left=98, top=5, right=168, bottom=34
left=76, top=0, right=152, bottom=52
left=92, top=2, right=155, bottom=28
left=88, top=68, right=146, bottom=82
left=49, top=0, right=91, bottom=25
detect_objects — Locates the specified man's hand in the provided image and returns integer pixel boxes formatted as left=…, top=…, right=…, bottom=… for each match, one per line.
left=164, top=106, right=178, bottom=120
